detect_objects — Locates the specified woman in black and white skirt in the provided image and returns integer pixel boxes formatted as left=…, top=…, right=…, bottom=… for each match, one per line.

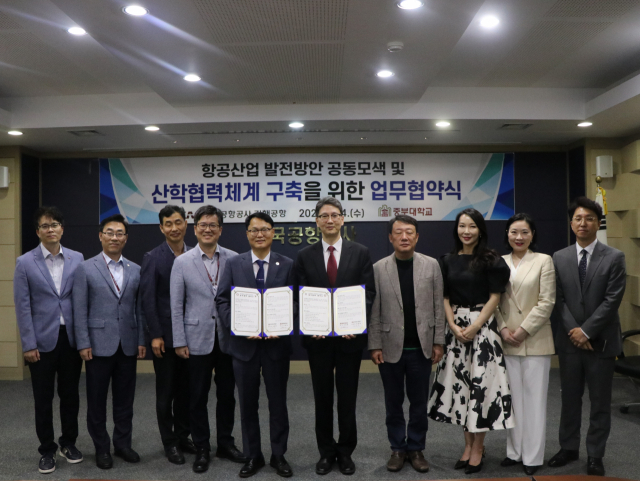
left=427, top=208, right=513, bottom=475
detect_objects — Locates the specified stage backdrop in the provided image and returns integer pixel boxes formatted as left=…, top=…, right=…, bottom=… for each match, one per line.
left=99, top=153, right=515, bottom=224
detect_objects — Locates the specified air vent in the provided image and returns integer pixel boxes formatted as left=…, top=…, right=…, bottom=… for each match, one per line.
left=67, top=130, right=103, bottom=137
left=498, top=124, right=532, bottom=130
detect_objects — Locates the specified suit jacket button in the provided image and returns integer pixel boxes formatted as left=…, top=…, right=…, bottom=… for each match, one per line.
left=518, top=310, right=522, bottom=314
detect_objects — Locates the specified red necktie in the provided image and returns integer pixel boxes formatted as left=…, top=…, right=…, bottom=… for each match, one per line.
left=327, top=246, right=337, bottom=287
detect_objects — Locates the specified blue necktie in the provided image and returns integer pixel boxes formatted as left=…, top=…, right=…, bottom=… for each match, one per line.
left=579, top=249, right=588, bottom=287
left=256, top=260, right=265, bottom=291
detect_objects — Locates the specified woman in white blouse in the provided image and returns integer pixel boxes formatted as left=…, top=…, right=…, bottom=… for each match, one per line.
left=495, top=213, right=556, bottom=476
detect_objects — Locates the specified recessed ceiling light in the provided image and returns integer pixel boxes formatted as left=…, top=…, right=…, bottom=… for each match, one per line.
left=480, top=15, right=500, bottom=29
left=145, top=125, right=160, bottom=131
left=67, top=27, right=87, bottom=36
left=123, top=5, right=148, bottom=16
left=397, top=0, right=423, bottom=9
left=289, top=122, right=304, bottom=128
left=376, top=70, right=394, bottom=78
left=183, top=74, right=201, bottom=82
left=577, top=121, right=593, bottom=127
left=8, top=130, right=23, bottom=136
left=435, top=121, right=451, bottom=128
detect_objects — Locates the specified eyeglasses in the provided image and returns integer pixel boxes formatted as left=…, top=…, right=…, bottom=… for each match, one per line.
left=572, top=216, right=597, bottom=224
left=197, top=222, right=220, bottom=231
left=38, top=223, right=62, bottom=230
left=102, top=231, right=126, bottom=239
left=247, top=228, right=273, bottom=236
left=317, top=213, right=343, bottom=221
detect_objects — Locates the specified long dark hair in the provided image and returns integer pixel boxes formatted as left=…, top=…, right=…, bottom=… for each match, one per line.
left=451, top=208, right=498, bottom=271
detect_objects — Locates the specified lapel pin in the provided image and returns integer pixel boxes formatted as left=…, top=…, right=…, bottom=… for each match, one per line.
left=127, top=264, right=130, bottom=267
left=276, top=262, right=280, bottom=265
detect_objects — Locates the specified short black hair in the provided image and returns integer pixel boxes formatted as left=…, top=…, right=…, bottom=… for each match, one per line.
left=158, top=205, right=186, bottom=224
left=245, top=212, right=274, bottom=229
left=34, top=206, right=64, bottom=230
left=100, top=214, right=128, bottom=234
left=194, top=205, right=224, bottom=226
left=568, top=196, right=603, bottom=222
left=504, top=213, right=538, bottom=252
left=315, top=196, right=343, bottom=217
left=388, top=215, right=418, bottom=234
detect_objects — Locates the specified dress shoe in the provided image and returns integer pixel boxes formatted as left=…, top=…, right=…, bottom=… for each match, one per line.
left=547, top=448, right=579, bottom=467
left=587, top=456, right=605, bottom=476
left=179, top=438, right=198, bottom=455
left=216, top=444, right=248, bottom=463
left=95, top=452, right=113, bottom=470
left=316, top=456, right=335, bottom=475
left=239, top=456, right=266, bottom=478
left=465, top=461, right=483, bottom=474
left=114, top=447, right=140, bottom=463
left=193, top=448, right=210, bottom=473
left=500, top=457, right=520, bottom=467
left=407, top=451, right=429, bottom=473
left=386, top=451, right=406, bottom=472
left=337, top=454, right=356, bottom=475
left=59, top=445, right=83, bottom=463
left=454, top=459, right=469, bottom=470
left=524, top=465, right=539, bottom=475
left=270, top=455, right=293, bottom=477
left=38, top=453, right=56, bottom=474
left=165, top=445, right=185, bottom=465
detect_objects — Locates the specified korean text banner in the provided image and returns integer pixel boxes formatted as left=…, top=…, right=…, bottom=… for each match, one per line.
left=99, top=153, right=514, bottom=223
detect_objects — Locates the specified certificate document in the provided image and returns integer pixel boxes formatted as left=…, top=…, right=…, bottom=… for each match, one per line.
left=299, top=286, right=332, bottom=336
left=263, top=286, right=294, bottom=337
left=333, top=285, right=367, bottom=336
left=231, top=287, right=262, bottom=337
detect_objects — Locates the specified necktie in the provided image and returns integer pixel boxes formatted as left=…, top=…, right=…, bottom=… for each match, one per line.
left=579, top=249, right=588, bottom=287
left=256, top=260, right=265, bottom=290
left=327, top=246, right=337, bottom=287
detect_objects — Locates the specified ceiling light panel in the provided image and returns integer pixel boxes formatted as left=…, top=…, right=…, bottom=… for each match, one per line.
left=376, top=70, right=394, bottom=78
left=397, top=0, right=424, bottom=9
left=67, top=27, right=87, bottom=36
left=577, top=121, right=593, bottom=127
left=123, top=5, right=148, bottom=16
left=145, top=125, right=160, bottom=131
left=289, top=122, right=304, bottom=128
left=435, top=121, right=450, bottom=127
left=8, top=130, right=23, bottom=135
left=480, top=15, right=500, bottom=28
left=183, top=74, right=201, bottom=82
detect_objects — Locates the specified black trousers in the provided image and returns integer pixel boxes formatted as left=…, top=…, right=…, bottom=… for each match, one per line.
left=153, top=347, right=190, bottom=448
left=307, top=346, right=362, bottom=459
left=188, top=339, right=237, bottom=450
left=28, top=326, right=83, bottom=455
left=85, top=344, right=137, bottom=454
left=233, top=347, right=290, bottom=459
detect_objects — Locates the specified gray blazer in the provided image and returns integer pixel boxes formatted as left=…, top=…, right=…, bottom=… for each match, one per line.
left=368, top=253, right=446, bottom=363
left=171, top=245, right=237, bottom=355
left=14, top=245, right=84, bottom=352
left=553, top=241, right=626, bottom=358
left=72, top=254, right=145, bottom=357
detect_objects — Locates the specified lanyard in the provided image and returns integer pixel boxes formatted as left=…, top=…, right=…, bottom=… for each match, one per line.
left=103, top=255, right=121, bottom=293
left=204, top=254, right=220, bottom=286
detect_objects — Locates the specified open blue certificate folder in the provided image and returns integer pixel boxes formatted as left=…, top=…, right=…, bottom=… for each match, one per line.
left=230, top=286, right=294, bottom=337
left=299, top=285, right=367, bottom=337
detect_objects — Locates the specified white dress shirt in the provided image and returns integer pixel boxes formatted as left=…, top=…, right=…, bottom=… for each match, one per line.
left=251, top=251, right=271, bottom=282
left=102, top=251, right=124, bottom=298
left=40, top=243, right=65, bottom=325
left=321, top=237, right=343, bottom=270
left=575, top=239, right=598, bottom=339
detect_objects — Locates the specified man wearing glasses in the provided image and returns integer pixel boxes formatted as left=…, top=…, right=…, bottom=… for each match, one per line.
left=217, top=212, right=295, bottom=478
left=294, top=197, right=375, bottom=475
left=171, top=205, right=244, bottom=473
left=140, top=205, right=197, bottom=465
left=73, top=214, right=146, bottom=469
left=549, top=197, right=626, bottom=476
left=14, top=207, right=84, bottom=474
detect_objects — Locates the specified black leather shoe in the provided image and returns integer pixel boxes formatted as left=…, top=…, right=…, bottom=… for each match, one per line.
left=193, top=448, right=210, bottom=473
left=524, top=465, right=539, bottom=475
left=500, top=457, right=520, bottom=467
left=587, top=456, right=605, bottom=476
left=465, top=461, right=483, bottom=474
left=216, top=444, right=248, bottom=463
left=179, top=438, right=198, bottom=455
left=114, top=447, right=140, bottom=463
left=454, top=459, right=468, bottom=470
left=96, top=452, right=113, bottom=470
left=316, top=456, right=335, bottom=475
left=547, top=449, right=579, bottom=467
left=270, top=455, right=293, bottom=477
left=165, top=445, right=185, bottom=465
left=239, top=456, right=266, bottom=478
left=337, top=454, right=356, bottom=475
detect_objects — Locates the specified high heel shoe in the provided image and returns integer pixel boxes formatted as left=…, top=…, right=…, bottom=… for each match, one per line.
left=465, top=461, right=483, bottom=474
left=454, top=459, right=469, bottom=470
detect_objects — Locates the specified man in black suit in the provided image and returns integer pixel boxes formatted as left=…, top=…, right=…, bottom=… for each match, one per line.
left=217, top=212, right=295, bottom=478
left=548, top=197, right=626, bottom=477
left=294, top=197, right=375, bottom=476
left=140, top=205, right=196, bottom=465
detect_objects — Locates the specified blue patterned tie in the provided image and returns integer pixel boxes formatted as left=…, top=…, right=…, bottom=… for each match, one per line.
left=256, top=260, right=265, bottom=290
left=579, top=249, right=588, bottom=287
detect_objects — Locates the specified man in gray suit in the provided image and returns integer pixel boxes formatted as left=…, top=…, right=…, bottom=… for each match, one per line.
left=14, top=207, right=84, bottom=474
left=369, top=215, right=445, bottom=473
left=171, top=205, right=242, bottom=473
left=549, top=197, right=626, bottom=476
left=73, top=214, right=146, bottom=470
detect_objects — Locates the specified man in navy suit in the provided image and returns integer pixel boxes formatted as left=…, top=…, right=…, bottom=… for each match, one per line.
left=14, top=207, right=84, bottom=474
left=217, top=212, right=295, bottom=478
left=73, top=214, right=146, bottom=470
left=140, top=205, right=196, bottom=465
